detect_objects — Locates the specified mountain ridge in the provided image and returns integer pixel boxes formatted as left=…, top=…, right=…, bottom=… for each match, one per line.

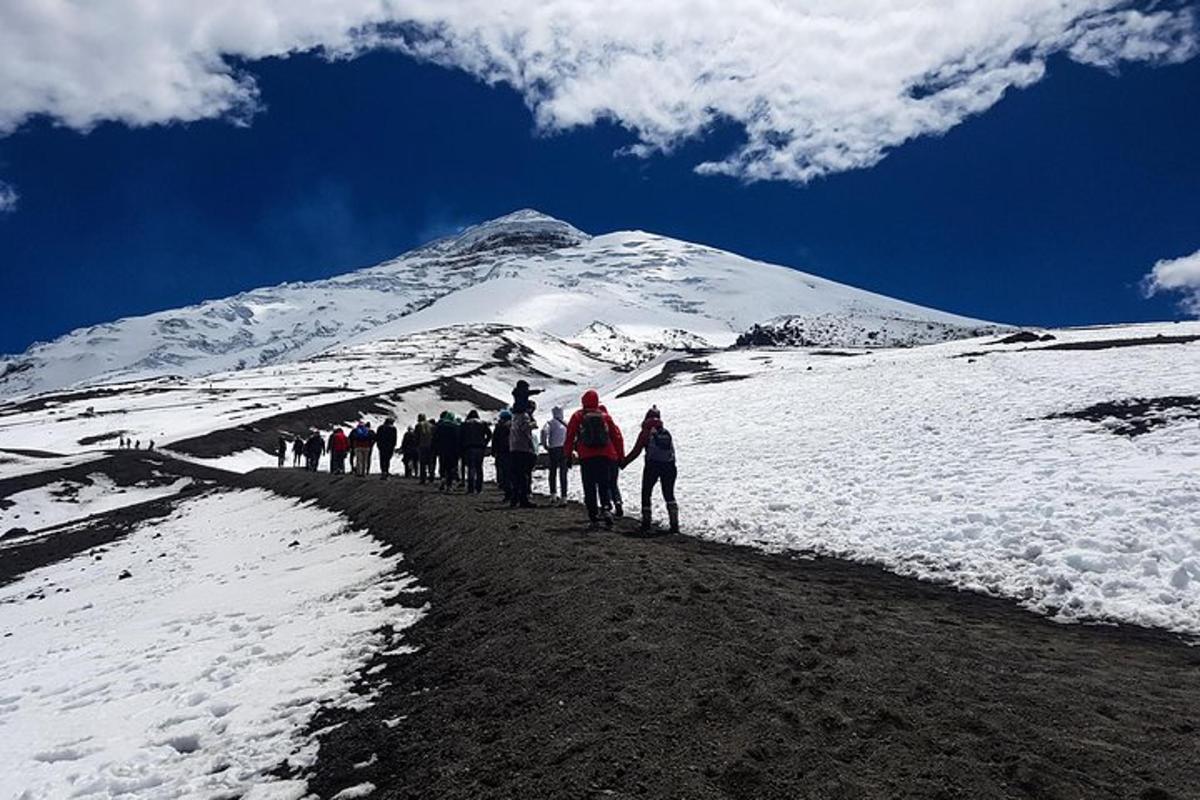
left=0, top=210, right=1001, bottom=398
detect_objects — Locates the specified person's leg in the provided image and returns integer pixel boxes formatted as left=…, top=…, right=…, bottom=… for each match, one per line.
left=581, top=458, right=600, bottom=523
left=519, top=453, right=535, bottom=506
left=661, top=463, right=679, bottom=532
left=609, top=462, right=624, bottom=517
left=558, top=450, right=569, bottom=501
left=547, top=449, right=559, bottom=497
left=596, top=461, right=613, bottom=527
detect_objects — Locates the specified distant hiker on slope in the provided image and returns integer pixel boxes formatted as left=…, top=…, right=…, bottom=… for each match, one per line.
left=460, top=410, right=492, bottom=494
left=292, top=436, right=303, bottom=468
left=328, top=427, right=349, bottom=474
left=541, top=405, right=570, bottom=506
left=564, top=390, right=625, bottom=530
left=492, top=409, right=514, bottom=503
left=376, top=418, right=399, bottom=480
left=349, top=421, right=376, bottom=477
left=620, top=405, right=679, bottom=534
left=415, top=414, right=435, bottom=485
left=304, top=431, right=325, bottom=472
left=432, top=411, right=461, bottom=491
left=277, top=435, right=288, bottom=468
left=511, top=379, right=543, bottom=415
left=401, top=426, right=418, bottom=478
left=509, top=403, right=538, bottom=508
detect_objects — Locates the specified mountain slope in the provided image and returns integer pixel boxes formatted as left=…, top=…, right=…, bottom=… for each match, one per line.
left=0, top=210, right=997, bottom=398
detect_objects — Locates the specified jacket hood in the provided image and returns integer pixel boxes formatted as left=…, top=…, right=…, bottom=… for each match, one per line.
left=581, top=389, right=600, bottom=410
left=552, top=406, right=564, bottom=422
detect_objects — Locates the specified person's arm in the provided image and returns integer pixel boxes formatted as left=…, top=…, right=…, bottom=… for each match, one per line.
left=621, top=429, right=647, bottom=469
left=563, top=412, right=579, bottom=459
left=609, top=417, right=626, bottom=462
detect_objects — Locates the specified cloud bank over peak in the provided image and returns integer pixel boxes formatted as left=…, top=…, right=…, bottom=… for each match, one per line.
left=0, top=2, right=1196, bottom=185
left=1143, top=249, right=1200, bottom=316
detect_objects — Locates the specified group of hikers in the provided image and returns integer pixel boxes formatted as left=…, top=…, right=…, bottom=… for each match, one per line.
left=276, top=380, right=679, bottom=533
left=115, top=437, right=153, bottom=450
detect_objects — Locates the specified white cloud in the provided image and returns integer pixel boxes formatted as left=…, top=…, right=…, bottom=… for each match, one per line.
left=0, top=1, right=1196, bottom=184
left=0, top=181, right=17, bottom=213
left=1143, top=249, right=1200, bottom=316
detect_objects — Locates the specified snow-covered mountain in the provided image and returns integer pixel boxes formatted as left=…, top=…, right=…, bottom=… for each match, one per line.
left=0, top=210, right=998, bottom=398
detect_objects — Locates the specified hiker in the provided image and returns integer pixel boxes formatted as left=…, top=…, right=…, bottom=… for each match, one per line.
left=460, top=410, right=492, bottom=494
left=620, top=405, right=679, bottom=533
left=349, top=421, right=375, bottom=477
left=415, top=414, right=436, bottom=484
left=563, top=390, right=625, bottom=530
left=135, top=439, right=141, bottom=450
left=277, top=435, right=287, bottom=468
left=540, top=405, right=570, bottom=506
left=432, top=411, right=461, bottom=491
left=508, top=403, right=538, bottom=508
left=376, top=418, right=399, bottom=480
left=304, top=431, right=324, bottom=472
left=599, top=404, right=624, bottom=518
left=328, top=427, right=349, bottom=474
left=400, top=426, right=418, bottom=478
left=291, top=436, right=303, bottom=467
left=511, top=379, right=543, bottom=414
left=492, top=409, right=513, bottom=502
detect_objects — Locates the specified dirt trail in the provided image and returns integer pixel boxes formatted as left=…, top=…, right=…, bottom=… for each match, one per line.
left=251, top=468, right=1200, bottom=800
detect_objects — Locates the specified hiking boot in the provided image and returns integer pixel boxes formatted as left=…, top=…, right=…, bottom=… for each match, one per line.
left=667, top=502, right=680, bottom=534
left=587, top=518, right=600, bottom=532
left=640, top=509, right=652, bottom=534
left=601, top=510, right=614, bottom=530
left=613, top=503, right=624, bottom=519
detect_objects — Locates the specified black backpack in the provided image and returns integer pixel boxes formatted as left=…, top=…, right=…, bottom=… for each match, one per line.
left=645, top=428, right=675, bottom=463
left=579, top=410, right=610, bottom=448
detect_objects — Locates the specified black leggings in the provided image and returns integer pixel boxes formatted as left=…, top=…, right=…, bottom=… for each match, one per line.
left=580, top=457, right=613, bottom=520
left=510, top=451, right=536, bottom=504
left=464, top=447, right=486, bottom=493
left=547, top=447, right=568, bottom=497
left=641, top=461, right=677, bottom=507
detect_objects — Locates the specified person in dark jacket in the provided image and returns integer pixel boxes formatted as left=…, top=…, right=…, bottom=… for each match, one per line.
left=375, top=418, right=399, bottom=480
left=564, top=390, right=625, bottom=530
left=291, top=436, right=304, bottom=467
left=414, top=414, right=436, bottom=484
left=511, top=379, right=543, bottom=415
left=277, top=435, right=288, bottom=468
left=400, top=426, right=418, bottom=477
left=492, top=409, right=513, bottom=502
left=508, top=404, right=538, bottom=508
left=303, top=431, right=325, bottom=472
left=431, top=411, right=461, bottom=491
left=620, top=405, right=679, bottom=533
left=459, top=410, right=492, bottom=494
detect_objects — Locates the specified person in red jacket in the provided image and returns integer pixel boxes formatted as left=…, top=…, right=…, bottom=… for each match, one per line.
left=563, top=389, right=625, bottom=530
left=327, top=427, right=350, bottom=474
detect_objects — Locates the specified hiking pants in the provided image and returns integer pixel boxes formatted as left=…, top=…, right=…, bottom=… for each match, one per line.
left=641, top=461, right=677, bottom=507
left=418, top=447, right=434, bottom=483
left=580, top=457, right=613, bottom=521
left=403, top=453, right=416, bottom=478
left=494, top=452, right=511, bottom=498
left=608, top=461, right=623, bottom=509
left=378, top=448, right=395, bottom=478
left=464, top=447, right=486, bottom=493
left=305, top=455, right=319, bottom=472
left=293, top=451, right=302, bottom=467
left=277, top=451, right=285, bottom=468
left=353, top=447, right=372, bottom=477
left=331, top=451, right=346, bottom=474
left=510, top=451, right=536, bottom=505
left=438, top=452, right=459, bottom=488
left=547, top=446, right=568, bottom=498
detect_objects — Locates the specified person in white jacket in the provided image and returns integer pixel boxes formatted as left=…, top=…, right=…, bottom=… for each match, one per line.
left=540, top=405, right=570, bottom=506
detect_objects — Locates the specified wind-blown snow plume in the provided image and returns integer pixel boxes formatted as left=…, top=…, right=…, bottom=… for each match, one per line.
left=0, top=1, right=1195, bottom=185
left=1143, top=248, right=1200, bottom=315
left=0, top=180, right=17, bottom=213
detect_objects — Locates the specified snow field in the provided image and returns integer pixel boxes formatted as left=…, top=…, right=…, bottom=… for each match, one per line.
left=600, top=331, right=1200, bottom=634
left=0, top=473, right=192, bottom=538
left=0, top=488, right=421, bottom=799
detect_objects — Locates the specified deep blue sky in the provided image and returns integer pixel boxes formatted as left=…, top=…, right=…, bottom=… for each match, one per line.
left=1, top=49, right=1198, bottom=354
